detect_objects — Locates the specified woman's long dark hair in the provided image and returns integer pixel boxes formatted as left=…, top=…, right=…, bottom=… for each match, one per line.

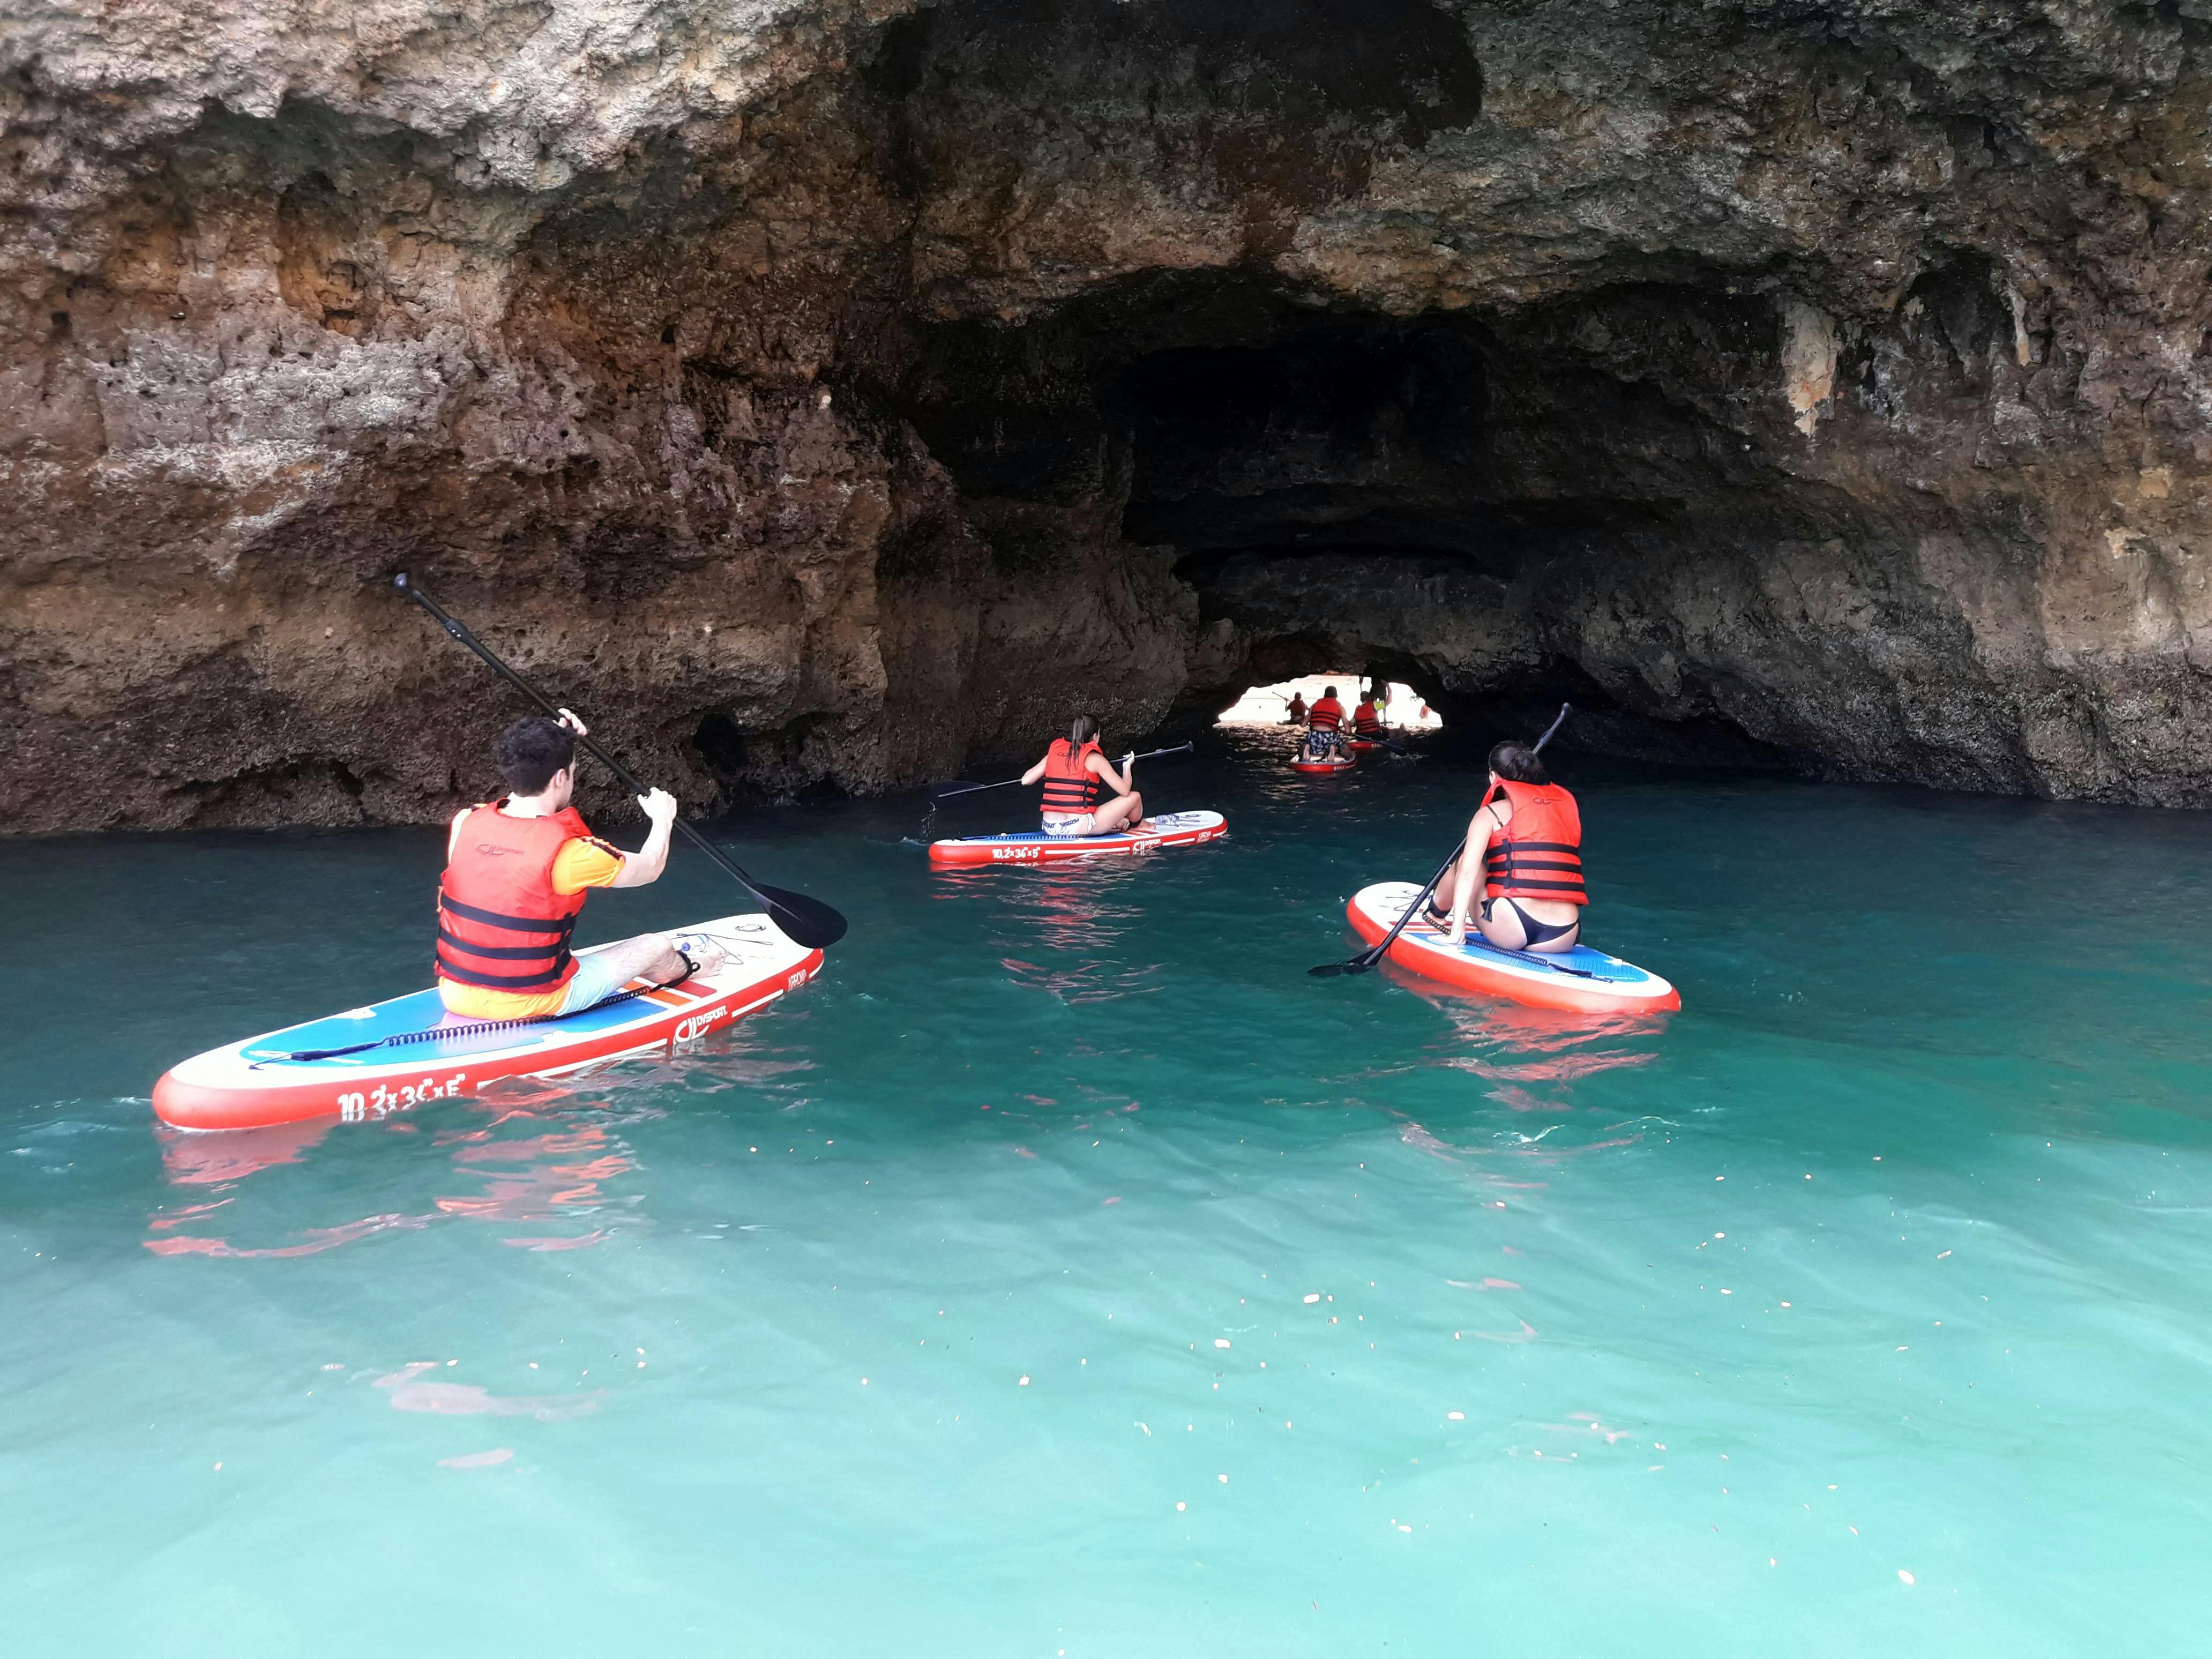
left=1071, top=715, right=1098, bottom=745
left=1487, top=740, right=1550, bottom=784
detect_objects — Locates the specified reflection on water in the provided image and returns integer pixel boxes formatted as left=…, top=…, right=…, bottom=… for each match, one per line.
left=9, top=731, right=2212, bottom=1655
left=154, top=1116, right=334, bottom=1186
left=945, top=861, right=1168, bottom=1003
left=147, top=1092, right=642, bottom=1256
left=1380, top=959, right=1668, bottom=1145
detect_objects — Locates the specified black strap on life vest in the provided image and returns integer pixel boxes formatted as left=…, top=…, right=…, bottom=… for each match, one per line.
left=438, top=895, right=583, bottom=935
left=1040, top=741, right=1100, bottom=813
left=434, top=898, right=581, bottom=988
left=1484, top=839, right=1587, bottom=899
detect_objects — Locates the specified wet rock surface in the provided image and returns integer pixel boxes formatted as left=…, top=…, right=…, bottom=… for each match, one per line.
left=6, top=0, right=2211, bottom=829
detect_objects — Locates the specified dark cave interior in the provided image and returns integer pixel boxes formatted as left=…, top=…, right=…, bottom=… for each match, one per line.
left=891, top=268, right=1857, bottom=768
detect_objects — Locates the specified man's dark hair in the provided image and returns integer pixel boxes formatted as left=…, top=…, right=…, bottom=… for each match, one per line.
left=1488, top=740, right=1550, bottom=784
left=494, top=716, right=576, bottom=795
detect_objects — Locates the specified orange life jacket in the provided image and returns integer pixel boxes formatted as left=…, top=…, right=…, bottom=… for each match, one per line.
left=1352, top=700, right=1381, bottom=735
left=1041, top=737, right=1102, bottom=816
left=1309, top=697, right=1344, bottom=731
left=1484, top=780, right=1587, bottom=906
left=435, top=803, right=593, bottom=992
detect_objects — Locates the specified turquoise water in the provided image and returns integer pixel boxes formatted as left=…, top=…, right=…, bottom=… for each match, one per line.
left=5, top=727, right=2210, bottom=1654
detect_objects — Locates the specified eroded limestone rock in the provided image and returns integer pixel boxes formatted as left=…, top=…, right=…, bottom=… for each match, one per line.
left=6, top=0, right=2212, bottom=828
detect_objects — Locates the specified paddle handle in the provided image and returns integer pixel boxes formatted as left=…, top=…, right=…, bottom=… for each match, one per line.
left=932, top=741, right=1195, bottom=800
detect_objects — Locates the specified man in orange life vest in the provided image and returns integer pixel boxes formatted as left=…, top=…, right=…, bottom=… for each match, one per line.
left=1301, top=683, right=1350, bottom=760
left=436, top=711, right=727, bottom=1021
left=1351, top=687, right=1385, bottom=741
left=1429, top=738, right=1586, bottom=954
left=1020, top=715, right=1148, bottom=836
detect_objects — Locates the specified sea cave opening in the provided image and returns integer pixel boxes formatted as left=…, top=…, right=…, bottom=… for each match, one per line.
left=898, top=269, right=1832, bottom=775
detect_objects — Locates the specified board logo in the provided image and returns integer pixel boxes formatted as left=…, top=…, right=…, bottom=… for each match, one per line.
left=674, top=1009, right=728, bottom=1043
left=337, top=1072, right=467, bottom=1122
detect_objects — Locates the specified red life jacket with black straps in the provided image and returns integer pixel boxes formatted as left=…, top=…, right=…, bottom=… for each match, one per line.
left=435, top=802, right=595, bottom=992
left=1041, top=737, right=1102, bottom=817
left=1484, top=780, right=1587, bottom=907
left=1352, top=700, right=1381, bottom=736
left=1309, top=697, right=1344, bottom=731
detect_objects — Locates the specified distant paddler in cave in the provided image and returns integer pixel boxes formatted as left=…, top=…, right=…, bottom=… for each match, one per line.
left=1295, top=684, right=1352, bottom=765
left=435, top=711, right=729, bottom=1021
left=1306, top=684, right=1346, bottom=741
left=1349, top=687, right=1386, bottom=748
left=924, top=727, right=1216, bottom=864
left=1285, top=691, right=1308, bottom=724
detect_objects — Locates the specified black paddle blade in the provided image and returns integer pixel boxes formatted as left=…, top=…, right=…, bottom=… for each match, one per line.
left=755, top=884, right=849, bottom=950
left=1308, top=956, right=1378, bottom=978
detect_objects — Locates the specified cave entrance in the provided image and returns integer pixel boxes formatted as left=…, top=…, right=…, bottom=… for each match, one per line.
left=899, top=270, right=1848, bottom=778
left=1216, top=674, right=1440, bottom=730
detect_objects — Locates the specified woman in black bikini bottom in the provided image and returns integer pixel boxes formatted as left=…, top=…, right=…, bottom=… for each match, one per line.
left=1445, top=895, right=1578, bottom=947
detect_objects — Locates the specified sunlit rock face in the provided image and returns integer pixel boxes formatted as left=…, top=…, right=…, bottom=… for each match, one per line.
left=6, top=0, right=2211, bottom=830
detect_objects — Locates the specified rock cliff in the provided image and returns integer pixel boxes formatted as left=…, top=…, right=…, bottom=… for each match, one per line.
left=7, top=0, right=2211, bottom=829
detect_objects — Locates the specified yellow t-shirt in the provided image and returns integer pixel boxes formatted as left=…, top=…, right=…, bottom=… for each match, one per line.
left=438, top=818, right=625, bottom=1020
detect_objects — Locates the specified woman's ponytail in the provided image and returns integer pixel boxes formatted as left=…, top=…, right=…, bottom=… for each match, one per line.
left=1486, top=740, right=1550, bottom=784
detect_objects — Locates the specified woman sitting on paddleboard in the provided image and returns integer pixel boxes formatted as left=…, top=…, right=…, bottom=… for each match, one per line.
left=1430, top=739, right=1586, bottom=954
left=1021, top=715, right=1149, bottom=837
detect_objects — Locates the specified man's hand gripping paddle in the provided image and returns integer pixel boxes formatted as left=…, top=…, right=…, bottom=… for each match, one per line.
left=395, top=574, right=847, bottom=951
left=1309, top=703, right=1571, bottom=978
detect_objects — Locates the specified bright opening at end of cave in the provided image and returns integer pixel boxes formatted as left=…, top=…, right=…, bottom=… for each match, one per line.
left=1216, top=675, right=1443, bottom=728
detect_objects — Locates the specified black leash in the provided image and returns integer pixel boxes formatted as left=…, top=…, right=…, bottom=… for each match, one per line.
left=1310, top=703, right=1571, bottom=979
left=251, top=983, right=661, bottom=1065
left=395, top=575, right=846, bottom=950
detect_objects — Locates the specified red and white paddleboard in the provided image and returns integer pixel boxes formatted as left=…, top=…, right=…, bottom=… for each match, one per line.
left=1346, top=881, right=1680, bottom=1016
left=1291, top=754, right=1356, bottom=774
left=928, top=809, right=1226, bottom=866
left=152, top=913, right=823, bottom=1132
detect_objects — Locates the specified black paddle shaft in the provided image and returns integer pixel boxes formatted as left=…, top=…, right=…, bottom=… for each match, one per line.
left=394, top=574, right=847, bottom=950
left=931, top=742, right=1196, bottom=800
left=1311, top=703, right=1571, bottom=978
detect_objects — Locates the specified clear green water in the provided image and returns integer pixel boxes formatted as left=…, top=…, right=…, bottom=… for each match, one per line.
left=5, top=728, right=2210, bottom=1655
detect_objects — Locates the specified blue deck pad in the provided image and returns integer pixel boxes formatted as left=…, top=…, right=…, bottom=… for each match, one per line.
left=242, top=980, right=664, bottom=1068
left=1414, top=925, right=1653, bottom=985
